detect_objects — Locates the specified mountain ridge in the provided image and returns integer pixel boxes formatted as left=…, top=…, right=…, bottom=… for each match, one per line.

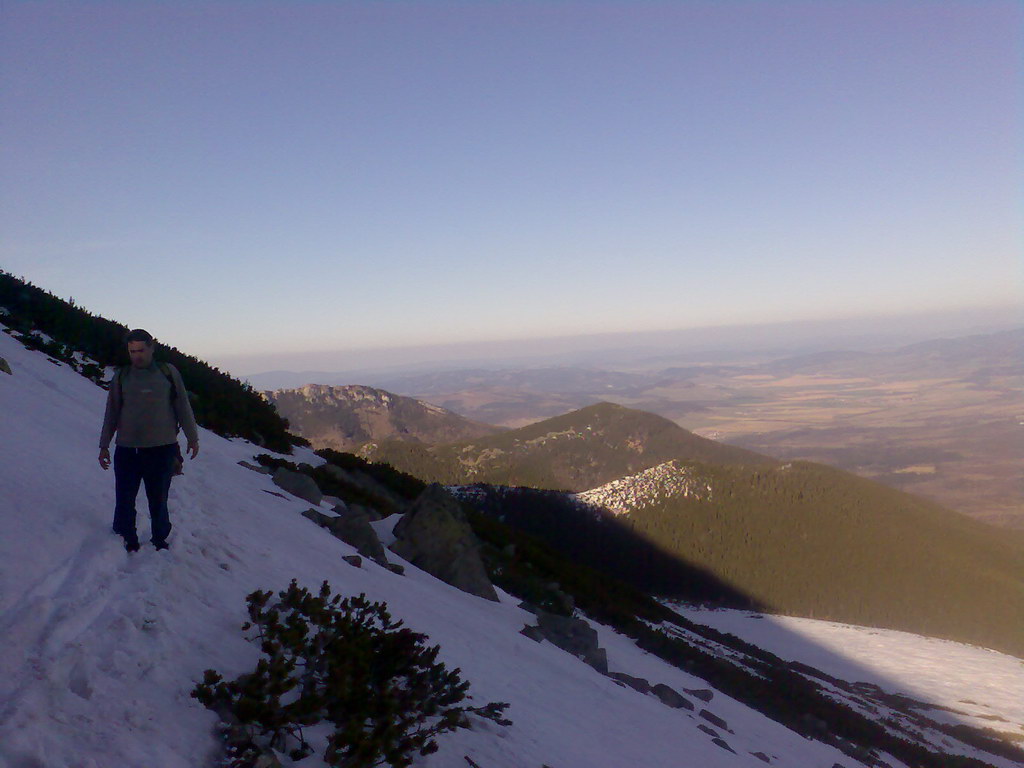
left=361, top=401, right=774, bottom=491
left=264, top=382, right=505, bottom=451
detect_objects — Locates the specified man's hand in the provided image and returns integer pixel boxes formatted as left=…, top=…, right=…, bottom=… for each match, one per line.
left=187, top=440, right=199, bottom=460
left=98, top=448, right=111, bottom=470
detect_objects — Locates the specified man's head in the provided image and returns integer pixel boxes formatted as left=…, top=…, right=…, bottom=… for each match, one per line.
left=125, top=329, right=155, bottom=369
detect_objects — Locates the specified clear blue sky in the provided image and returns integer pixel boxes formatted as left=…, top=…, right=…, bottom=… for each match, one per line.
left=2, top=1, right=1020, bottom=365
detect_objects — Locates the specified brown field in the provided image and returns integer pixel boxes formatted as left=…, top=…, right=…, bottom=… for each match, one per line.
left=670, top=373, right=1022, bottom=528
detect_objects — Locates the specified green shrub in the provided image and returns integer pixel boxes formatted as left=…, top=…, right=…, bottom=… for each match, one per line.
left=192, top=580, right=510, bottom=767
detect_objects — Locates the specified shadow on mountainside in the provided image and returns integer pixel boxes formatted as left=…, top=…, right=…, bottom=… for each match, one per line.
left=454, top=483, right=1024, bottom=768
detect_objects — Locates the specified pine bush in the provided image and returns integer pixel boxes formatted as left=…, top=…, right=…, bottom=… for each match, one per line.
left=192, top=580, right=510, bottom=767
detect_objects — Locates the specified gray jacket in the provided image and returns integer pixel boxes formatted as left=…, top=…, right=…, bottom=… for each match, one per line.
left=99, top=362, right=198, bottom=449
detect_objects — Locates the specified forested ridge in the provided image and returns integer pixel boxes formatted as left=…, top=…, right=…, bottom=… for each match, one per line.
left=362, top=401, right=772, bottom=490
left=458, top=461, right=1024, bottom=656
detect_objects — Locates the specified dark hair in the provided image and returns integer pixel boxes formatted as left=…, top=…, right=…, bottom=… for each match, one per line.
left=125, top=328, right=154, bottom=346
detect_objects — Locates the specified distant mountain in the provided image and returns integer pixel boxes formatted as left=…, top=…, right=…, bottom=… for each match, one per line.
left=759, top=327, right=1024, bottom=379
left=264, top=384, right=504, bottom=451
left=361, top=401, right=773, bottom=490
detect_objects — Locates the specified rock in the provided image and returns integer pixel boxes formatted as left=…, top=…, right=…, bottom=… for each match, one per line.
left=302, top=508, right=333, bottom=526
left=330, top=512, right=388, bottom=562
left=609, top=672, right=651, bottom=694
left=385, top=562, right=405, bottom=575
left=520, top=624, right=546, bottom=643
left=697, top=724, right=719, bottom=738
left=0, top=356, right=11, bottom=375
left=699, top=709, right=731, bottom=732
left=342, top=555, right=363, bottom=568
left=584, top=647, right=608, bottom=674
left=685, top=687, right=714, bottom=702
left=272, top=467, right=322, bottom=506
left=302, top=509, right=387, bottom=563
left=535, top=613, right=598, bottom=657
left=524, top=611, right=609, bottom=673
left=347, top=503, right=383, bottom=522
left=651, top=683, right=694, bottom=710
left=517, top=600, right=540, bottom=615
left=751, top=752, right=771, bottom=763
left=389, top=484, right=498, bottom=601
left=552, top=589, right=575, bottom=615
left=711, top=737, right=735, bottom=754
left=238, top=460, right=271, bottom=474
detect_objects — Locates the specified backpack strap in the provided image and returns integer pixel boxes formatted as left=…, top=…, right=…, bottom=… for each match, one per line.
left=156, top=361, right=178, bottom=402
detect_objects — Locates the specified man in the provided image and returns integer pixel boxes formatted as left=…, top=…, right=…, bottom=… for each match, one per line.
left=98, top=329, right=199, bottom=552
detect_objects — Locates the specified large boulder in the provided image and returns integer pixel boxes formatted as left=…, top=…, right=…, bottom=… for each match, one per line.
left=272, top=467, right=322, bottom=506
left=389, top=484, right=498, bottom=601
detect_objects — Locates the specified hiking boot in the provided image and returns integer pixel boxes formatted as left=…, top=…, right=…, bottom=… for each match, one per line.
left=153, top=540, right=170, bottom=551
left=124, top=538, right=141, bottom=553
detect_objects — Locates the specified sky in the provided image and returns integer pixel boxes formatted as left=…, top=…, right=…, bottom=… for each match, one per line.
left=2, top=1, right=1020, bottom=370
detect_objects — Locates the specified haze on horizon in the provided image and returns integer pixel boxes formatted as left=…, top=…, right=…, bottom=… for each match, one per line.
left=2, top=1, right=1020, bottom=372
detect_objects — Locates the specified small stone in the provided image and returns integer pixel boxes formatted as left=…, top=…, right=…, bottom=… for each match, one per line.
left=699, top=709, right=731, bottom=732
left=685, top=687, right=714, bottom=702
left=711, top=737, right=735, bottom=754
left=652, top=683, right=694, bottom=710
left=697, top=724, right=718, bottom=738
left=342, top=555, right=363, bottom=568
left=752, top=752, right=771, bottom=763
left=386, top=562, right=405, bottom=575
left=608, top=672, right=651, bottom=694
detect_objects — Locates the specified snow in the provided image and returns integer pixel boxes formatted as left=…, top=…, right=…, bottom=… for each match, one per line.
left=0, top=326, right=1020, bottom=768
left=674, top=606, right=1024, bottom=745
left=575, top=459, right=712, bottom=513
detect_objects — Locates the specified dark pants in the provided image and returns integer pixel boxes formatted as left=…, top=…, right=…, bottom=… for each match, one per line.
left=113, top=444, right=177, bottom=546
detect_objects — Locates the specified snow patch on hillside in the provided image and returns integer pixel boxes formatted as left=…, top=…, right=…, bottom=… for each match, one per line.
left=576, top=459, right=712, bottom=514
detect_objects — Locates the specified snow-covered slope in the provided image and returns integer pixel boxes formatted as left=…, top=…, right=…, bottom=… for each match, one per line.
left=672, top=606, right=1024, bottom=746
left=0, top=328, right=1020, bottom=768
